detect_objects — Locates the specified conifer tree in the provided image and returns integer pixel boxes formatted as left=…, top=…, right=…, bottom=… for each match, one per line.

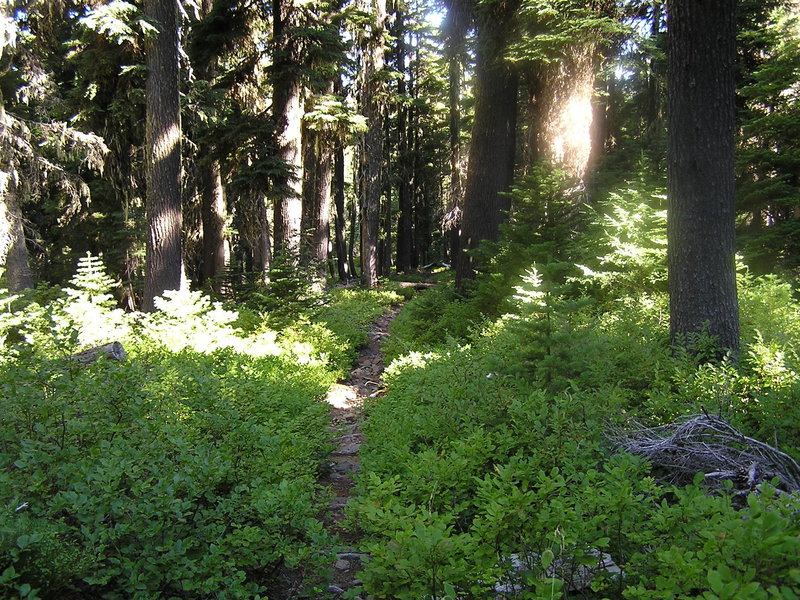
left=142, top=0, right=183, bottom=311
left=667, top=0, right=739, bottom=355
left=272, top=0, right=305, bottom=261
left=358, top=0, right=388, bottom=288
left=455, top=0, right=520, bottom=288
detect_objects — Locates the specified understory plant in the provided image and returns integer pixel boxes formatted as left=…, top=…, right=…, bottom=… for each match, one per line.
left=0, top=255, right=397, bottom=599
left=349, top=176, right=800, bottom=599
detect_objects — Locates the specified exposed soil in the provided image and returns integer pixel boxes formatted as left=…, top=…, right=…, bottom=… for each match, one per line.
left=319, top=305, right=401, bottom=597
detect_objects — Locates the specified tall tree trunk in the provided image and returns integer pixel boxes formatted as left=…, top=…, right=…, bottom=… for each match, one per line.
left=196, top=0, right=228, bottom=288
left=253, top=193, right=272, bottom=281
left=301, top=118, right=317, bottom=260
left=359, top=0, right=387, bottom=288
left=380, top=170, right=392, bottom=277
left=523, top=51, right=598, bottom=181
left=455, top=6, right=519, bottom=288
left=0, top=184, right=33, bottom=292
left=409, top=35, right=420, bottom=270
left=348, top=173, right=358, bottom=278
left=646, top=1, right=664, bottom=128
left=442, top=0, right=469, bottom=265
left=200, top=158, right=227, bottom=287
left=333, top=145, right=349, bottom=280
left=302, top=119, right=334, bottom=281
left=394, top=8, right=413, bottom=273
left=142, top=0, right=182, bottom=312
left=667, top=0, right=739, bottom=356
left=272, top=0, right=304, bottom=261
left=0, top=85, right=33, bottom=292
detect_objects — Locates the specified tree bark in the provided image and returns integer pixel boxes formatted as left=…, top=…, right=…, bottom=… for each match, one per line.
left=272, top=0, right=304, bottom=261
left=0, top=87, right=33, bottom=292
left=196, top=0, right=228, bottom=289
left=333, top=145, right=350, bottom=280
left=380, top=167, right=392, bottom=277
left=455, top=5, right=519, bottom=288
left=348, top=171, right=358, bottom=278
left=253, top=194, right=272, bottom=281
left=0, top=43, right=34, bottom=293
left=200, top=158, right=227, bottom=287
left=523, top=52, right=598, bottom=181
left=442, top=0, right=469, bottom=265
left=142, top=0, right=182, bottom=312
left=301, top=119, right=333, bottom=281
left=359, top=0, right=387, bottom=288
left=0, top=182, right=34, bottom=292
left=667, top=0, right=739, bottom=356
left=394, top=8, right=413, bottom=273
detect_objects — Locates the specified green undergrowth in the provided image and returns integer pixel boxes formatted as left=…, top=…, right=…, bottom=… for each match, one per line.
left=312, top=286, right=404, bottom=376
left=351, top=266, right=800, bottom=598
left=0, top=256, right=400, bottom=599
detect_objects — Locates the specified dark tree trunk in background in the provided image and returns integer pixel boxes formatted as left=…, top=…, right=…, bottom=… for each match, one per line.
left=0, top=185, right=33, bottom=292
left=301, top=120, right=316, bottom=261
left=394, top=8, right=413, bottom=273
left=380, top=172, right=392, bottom=277
left=348, top=186, right=358, bottom=278
left=646, top=1, right=664, bottom=127
left=142, top=0, right=182, bottom=312
left=667, top=0, right=739, bottom=356
left=443, top=0, right=469, bottom=264
left=0, top=88, right=33, bottom=292
left=196, top=0, right=228, bottom=289
left=302, top=119, right=334, bottom=281
left=455, top=4, right=519, bottom=289
left=333, top=145, right=350, bottom=280
left=272, top=0, right=304, bottom=260
left=359, top=0, right=387, bottom=288
left=253, top=194, right=272, bottom=279
left=200, top=159, right=227, bottom=287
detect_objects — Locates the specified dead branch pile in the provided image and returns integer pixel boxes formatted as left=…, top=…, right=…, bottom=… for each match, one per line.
left=611, top=412, right=800, bottom=494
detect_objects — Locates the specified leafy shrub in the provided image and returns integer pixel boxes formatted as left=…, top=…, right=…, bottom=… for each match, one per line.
left=382, top=284, right=481, bottom=362
left=0, top=349, right=334, bottom=599
left=0, top=258, right=402, bottom=598
left=352, top=253, right=800, bottom=598
left=579, top=180, right=668, bottom=299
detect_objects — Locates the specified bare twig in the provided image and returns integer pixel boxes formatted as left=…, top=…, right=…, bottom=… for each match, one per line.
left=610, top=413, right=800, bottom=493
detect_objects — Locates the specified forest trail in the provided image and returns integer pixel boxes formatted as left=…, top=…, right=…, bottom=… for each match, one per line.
left=320, top=304, right=402, bottom=597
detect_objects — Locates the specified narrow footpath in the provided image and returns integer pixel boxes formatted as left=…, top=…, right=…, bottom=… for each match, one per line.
left=320, top=305, right=402, bottom=597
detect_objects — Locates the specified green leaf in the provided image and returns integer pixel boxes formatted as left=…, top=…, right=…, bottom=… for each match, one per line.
left=541, top=548, right=555, bottom=571
left=708, top=569, right=724, bottom=595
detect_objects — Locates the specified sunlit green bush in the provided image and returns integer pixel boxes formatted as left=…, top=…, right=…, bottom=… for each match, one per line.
left=0, top=257, right=402, bottom=598
left=354, top=246, right=800, bottom=598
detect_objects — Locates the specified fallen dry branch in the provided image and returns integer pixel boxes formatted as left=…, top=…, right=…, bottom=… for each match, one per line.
left=611, top=412, right=800, bottom=493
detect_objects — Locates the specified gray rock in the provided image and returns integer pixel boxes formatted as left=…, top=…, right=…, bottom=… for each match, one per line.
left=336, top=552, right=368, bottom=561
left=333, top=442, right=362, bottom=456
left=330, top=497, right=349, bottom=509
left=332, top=460, right=360, bottom=474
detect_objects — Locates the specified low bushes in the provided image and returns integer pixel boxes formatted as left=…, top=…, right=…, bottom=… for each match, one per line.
left=0, top=257, right=399, bottom=599
left=350, top=268, right=800, bottom=599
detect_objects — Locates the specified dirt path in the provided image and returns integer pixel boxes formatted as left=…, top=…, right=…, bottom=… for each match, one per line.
left=320, top=306, right=401, bottom=597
